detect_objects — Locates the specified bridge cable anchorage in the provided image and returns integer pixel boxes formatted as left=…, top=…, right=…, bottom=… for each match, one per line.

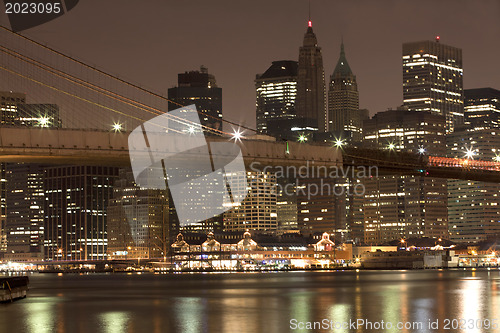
left=0, top=25, right=259, bottom=136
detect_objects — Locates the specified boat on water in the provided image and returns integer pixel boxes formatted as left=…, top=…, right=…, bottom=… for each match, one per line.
left=0, top=276, right=29, bottom=302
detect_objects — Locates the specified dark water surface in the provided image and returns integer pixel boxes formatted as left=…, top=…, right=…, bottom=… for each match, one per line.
left=1, top=270, right=499, bottom=333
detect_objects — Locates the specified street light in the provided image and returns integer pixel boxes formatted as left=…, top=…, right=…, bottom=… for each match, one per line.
left=112, top=122, right=123, bottom=132
left=388, top=143, right=395, bottom=151
left=38, top=116, right=50, bottom=127
left=298, top=134, right=307, bottom=143
left=465, top=147, right=475, bottom=159
left=231, top=128, right=243, bottom=142
left=334, top=138, right=345, bottom=148
left=418, top=147, right=426, bottom=154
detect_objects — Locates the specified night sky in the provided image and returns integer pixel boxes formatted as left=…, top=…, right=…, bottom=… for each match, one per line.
left=1, top=0, right=499, bottom=129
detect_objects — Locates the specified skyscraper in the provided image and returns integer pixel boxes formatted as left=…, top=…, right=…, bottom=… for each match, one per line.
left=5, top=164, right=45, bottom=261
left=0, top=91, right=26, bottom=253
left=168, top=66, right=222, bottom=132
left=0, top=92, right=60, bottom=127
left=464, top=88, right=500, bottom=130
left=296, top=20, right=326, bottom=133
left=296, top=177, right=344, bottom=237
left=363, top=108, right=446, bottom=155
left=0, top=91, right=25, bottom=125
left=223, top=171, right=277, bottom=232
left=447, top=129, right=500, bottom=243
left=255, top=60, right=298, bottom=136
left=44, top=166, right=119, bottom=260
left=0, top=92, right=62, bottom=257
left=16, top=104, right=62, bottom=128
left=362, top=109, right=448, bottom=244
left=445, top=87, right=500, bottom=243
left=402, top=39, right=464, bottom=133
left=107, top=169, right=171, bottom=259
left=328, top=41, right=365, bottom=142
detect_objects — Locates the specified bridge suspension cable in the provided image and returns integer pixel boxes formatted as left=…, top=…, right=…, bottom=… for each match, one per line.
left=0, top=25, right=259, bottom=136
left=0, top=43, right=227, bottom=136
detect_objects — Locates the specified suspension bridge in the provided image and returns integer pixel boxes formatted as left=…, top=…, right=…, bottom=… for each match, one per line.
left=1, top=25, right=499, bottom=182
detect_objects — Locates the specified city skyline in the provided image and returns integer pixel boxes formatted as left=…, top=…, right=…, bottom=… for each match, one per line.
left=1, top=4, right=500, bottom=333
left=0, top=2, right=499, bottom=253
left=0, top=0, right=499, bottom=129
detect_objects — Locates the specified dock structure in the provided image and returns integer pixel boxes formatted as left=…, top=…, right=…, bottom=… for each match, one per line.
left=0, top=276, right=29, bottom=302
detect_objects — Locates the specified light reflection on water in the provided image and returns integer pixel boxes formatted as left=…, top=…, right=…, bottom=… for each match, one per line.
left=0, top=270, right=499, bottom=333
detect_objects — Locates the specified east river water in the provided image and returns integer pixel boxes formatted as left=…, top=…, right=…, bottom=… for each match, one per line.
left=1, top=270, right=499, bottom=332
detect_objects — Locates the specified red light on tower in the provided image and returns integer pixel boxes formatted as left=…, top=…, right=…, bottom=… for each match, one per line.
left=435, top=35, right=440, bottom=42
left=308, top=20, right=312, bottom=27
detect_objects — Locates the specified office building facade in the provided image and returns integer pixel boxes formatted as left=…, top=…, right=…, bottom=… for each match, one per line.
left=403, top=40, right=464, bottom=133
left=363, top=108, right=447, bottom=155
left=0, top=91, right=27, bottom=253
left=447, top=129, right=500, bottom=242
left=168, top=66, right=222, bottom=132
left=223, top=171, right=277, bottom=232
left=44, top=166, right=119, bottom=260
left=107, top=169, right=171, bottom=259
left=5, top=164, right=45, bottom=260
left=362, top=109, right=448, bottom=244
left=464, top=88, right=500, bottom=130
left=255, top=60, right=298, bottom=136
left=1, top=92, right=62, bottom=257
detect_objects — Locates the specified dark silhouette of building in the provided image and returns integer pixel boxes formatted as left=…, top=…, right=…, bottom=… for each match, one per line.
left=295, top=20, right=326, bottom=134
left=328, top=41, right=366, bottom=143
left=168, top=66, right=222, bottom=132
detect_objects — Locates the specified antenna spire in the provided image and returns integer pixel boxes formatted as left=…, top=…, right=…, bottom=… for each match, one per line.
left=308, top=0, right=312, bottom=27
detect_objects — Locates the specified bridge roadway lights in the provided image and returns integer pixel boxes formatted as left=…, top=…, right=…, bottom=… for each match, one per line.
left=0, top=127, right=343, bottom=169
left=1, top=127, right=500, bottom=182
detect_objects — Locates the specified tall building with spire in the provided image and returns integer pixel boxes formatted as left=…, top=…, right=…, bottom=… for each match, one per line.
left=328, top=41, right=366, bottom=142
left=295, top=20, right=326, bottom=133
